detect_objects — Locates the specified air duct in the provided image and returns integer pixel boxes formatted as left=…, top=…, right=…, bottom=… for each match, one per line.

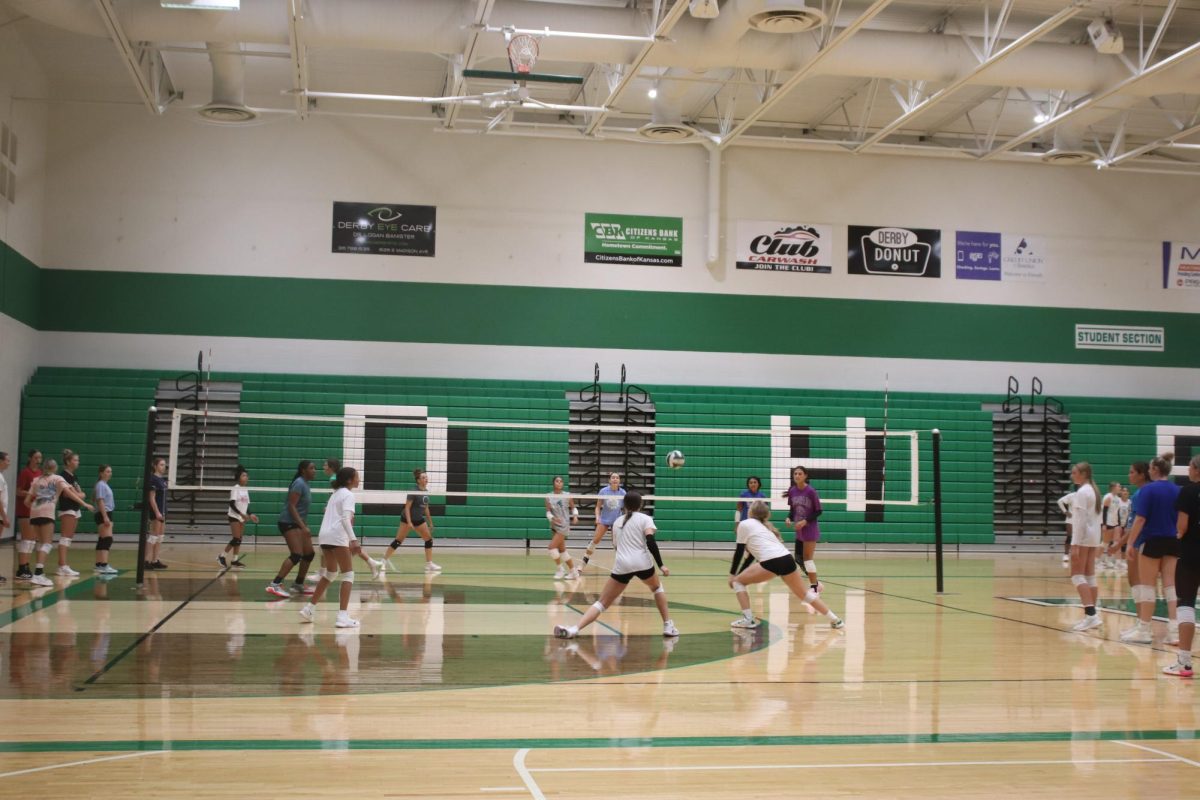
left=198, top=42, right=256, bottom=123
left=746, top=1, right=827, bottom=34
left=638, top=90, right=695, bottom=141
left=1040, top=127, right=1094, bottom=165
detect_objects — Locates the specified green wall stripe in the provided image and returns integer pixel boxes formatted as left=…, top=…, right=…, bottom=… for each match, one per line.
left=32, top=269, right=1200, bottom=368
left=0, top=729, right=1195, bottom=754
left=0, top=238, right=41, bottom=328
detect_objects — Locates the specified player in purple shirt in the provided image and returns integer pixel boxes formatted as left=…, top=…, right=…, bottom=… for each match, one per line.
left=783, top=465, right=823, bottom=593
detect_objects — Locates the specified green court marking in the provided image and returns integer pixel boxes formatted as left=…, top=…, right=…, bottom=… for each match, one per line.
left=1, top=728, right=1196, bottom=754
left=1006, top=596, right=1172, bottom=620
left=0, top=576, right=100, bottom=630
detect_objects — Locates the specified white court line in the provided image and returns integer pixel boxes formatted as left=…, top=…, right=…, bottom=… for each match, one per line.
left=513, top=749, right=546, bottom=800
left=480, top=789, right=527, bottom=794
left=1113, top=740, right=1200, bottom=767
left=529, top=757, right=1172, bottom=774
left=0, top=750, right=165, bottom=779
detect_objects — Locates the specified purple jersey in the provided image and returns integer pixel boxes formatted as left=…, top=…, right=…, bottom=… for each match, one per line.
left=786, top=485, right=822, bottom=538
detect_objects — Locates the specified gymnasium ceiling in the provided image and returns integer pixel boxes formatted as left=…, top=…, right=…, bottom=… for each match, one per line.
left=5, top=0, right=1200, bottom=175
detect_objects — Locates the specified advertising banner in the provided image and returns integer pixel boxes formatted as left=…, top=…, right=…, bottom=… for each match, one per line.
left=332, top=202, right=436, bottom=257
left=1163, top=241, right=1200, bottom=290
left=735, top=221, right=833, bottom=274
left=584, top=213, right=682, bottom=267
left=848, top=225, right=941, bottom=277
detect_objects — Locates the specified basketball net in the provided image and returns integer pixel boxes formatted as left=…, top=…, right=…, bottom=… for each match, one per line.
left=507, top=34, right=539, bottom=75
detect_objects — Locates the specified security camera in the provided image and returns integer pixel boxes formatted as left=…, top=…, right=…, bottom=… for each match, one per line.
left=689, top=0, right=719, bottom=19
left=1087, top=18, right=1123, bottom=55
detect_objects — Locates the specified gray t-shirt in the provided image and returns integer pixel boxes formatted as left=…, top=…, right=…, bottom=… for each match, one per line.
left=547, top=492, right=572, bottom=532
left=407, top=490, right=429, bottom=524
left=279, top=476, right=311, bottom=524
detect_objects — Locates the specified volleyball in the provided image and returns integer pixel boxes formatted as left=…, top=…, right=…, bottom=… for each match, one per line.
left=666, top=449, right=686, bottom=469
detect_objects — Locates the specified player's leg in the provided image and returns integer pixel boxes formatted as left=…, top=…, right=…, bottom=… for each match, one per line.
left=331, top=546, right=358, bottom=626
left=1164, top=558, right=1198, bottom=676
left=417, top=523, right=440, bottom=572
left=57, top=511, right=79, bottom=573
left=781, top=568, right=842, bottom=628
left=95, top=515, right=115, bottom=573
left=1070, top=545, right=1102, bottom=631
left=639, top=570, right=679, bottom=636
left=383, top=522, right=411, bottom=568
left=29, top=519, right=54, bottom=585
left=221, top=519, right=244, bottom=568
left=728, top=563, right=773, bottom=627
left=549, top=530, right=566, bottom=578
left=300, top=546, right=335, bottom=622
left=555, top=577, right=626, bottom=638
left=16, top=516, right=34, bottom=581
left=801, top=540, right=820, bottom=592
left=581, top=522, right=607, bottom=567
left=268, top=526, right=304, bottom=596
left=1163, top=555, right=1180, bottom=644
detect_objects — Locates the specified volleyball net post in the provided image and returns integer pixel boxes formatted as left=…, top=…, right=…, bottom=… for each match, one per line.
left=932, top=427, right=944, bottom=594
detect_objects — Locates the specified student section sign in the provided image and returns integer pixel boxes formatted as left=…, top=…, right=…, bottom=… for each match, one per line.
left=585, top=213, right=682, bottom=267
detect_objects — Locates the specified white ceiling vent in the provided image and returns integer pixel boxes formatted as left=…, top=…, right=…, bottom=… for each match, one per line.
left=747, top=3, right=827, bottom=34
left=198, top=103, right=257, bottom=124
left=198, top=43, right=257, bottom=125
left=637, top=122, right=696, bottom=141
left=1040, top=149, right=1094, bottom=165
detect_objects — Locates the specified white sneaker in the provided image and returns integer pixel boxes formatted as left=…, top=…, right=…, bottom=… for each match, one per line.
left=30, top=574, right=53, bottom=587
left=1119, top=623, right=1152, bottom=644
left=1167, top=623, right=1181, bottom=645
left=565, top=568, right=581, bottom=580
left=367, top=558, right=382, bottom=580
left=335, top=613, right=360, bottom=629
left=298, top=604, right=315, bottom=624
left=553, top=566, right=566, bottom=580
left=1072, top=615, right=1103, bottom=632
left=830, top=617, right=845, bottom=630
left=553, top=624, right=577, bottom=639
left=730, top=616, right=758, bottom=629
left=663, top=621, right=680, bottom=637
left=56, top=565, right=80, bottom=577
left=94, top=564, right=119, bottom=575
left=424, top=562, right=442, bottom=573
left=1062, top=554, right=1071, bottom=565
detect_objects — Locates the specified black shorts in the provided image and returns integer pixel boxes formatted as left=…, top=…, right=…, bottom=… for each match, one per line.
left=760, top=555, right=798, bottom=577
left=1141, top=537, right=1181, bottom=559
left=319, top=543, right=340, bottom=551
left=611, top=566, right=656, bottom=584
left=30, top=516, right=54, bottom=526
left=94, top=512, right=111, bottom=526
left=278, top=522, right=303, bottom=535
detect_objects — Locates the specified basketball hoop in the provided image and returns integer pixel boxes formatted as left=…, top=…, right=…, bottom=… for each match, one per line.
left=507, top=34, right=539, bottom=75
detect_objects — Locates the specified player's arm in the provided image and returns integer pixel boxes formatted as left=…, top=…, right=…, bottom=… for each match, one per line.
left=287, top=490, right=308, bottom=534
left=403, top=497, right=413, bottom=527
left=1179, top=510, right=1189, bottom=540
left=645, top=524, right=668, bottom=577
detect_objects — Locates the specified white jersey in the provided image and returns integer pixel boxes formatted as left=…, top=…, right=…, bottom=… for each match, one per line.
left=227, top=485, right=250, bottom=521
left=0, top=471, right=7, bottom=517
left=1101, top=492, right=1119, bottom=527
left=1070, top=483, right=1102, bottom=546
left=611, top=510, right=656, bottom=575
left=1056, top=491, right=1074, bottom=517
left=318, top=487, right=357, bottom=547
left=546, top=491, right=572, bottom=532
left=736, top=518, right=790, bottom=562
left=1118, top=498, right=1131, bottom=528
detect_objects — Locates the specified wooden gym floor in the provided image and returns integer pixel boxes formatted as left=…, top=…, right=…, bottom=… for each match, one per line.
left=1, top=544, right=1196, bottom=798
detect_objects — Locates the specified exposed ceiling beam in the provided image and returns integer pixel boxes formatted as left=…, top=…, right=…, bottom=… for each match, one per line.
left=855, top=2, right=1085, bottom=153
left=445, top=0, right=497, bottom=129
left=583, top=0, right=691, bottom=136
left=983, top=38, right=1200, bottom=160
left=1105, top=117, right=1200, bottom=166
left=287, top=0, right=308, bottom=119
left=92, top=0, right=176, bottom=114
left=718, top=0, right=895, bottom=150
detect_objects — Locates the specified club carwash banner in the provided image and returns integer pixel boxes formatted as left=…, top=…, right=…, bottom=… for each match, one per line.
left=332, top=202, right=436, bottom=257
left=1163, top=241, right=1200, bottom=290
left=956, top=231, right=1047, bottom=282
left=847, top=225, right=941, bottom=277
left=584, top=213, right=682, bottom=267
left=735, top=221, right=833, bottom=274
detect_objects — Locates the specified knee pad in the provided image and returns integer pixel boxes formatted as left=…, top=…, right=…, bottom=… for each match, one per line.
left=146, top=534, right=161, bottom=545
left=16, top=539, right=35, bottom=554
left=58, top=538, right=72, bottom=549
left=653, top=586, right=665, bottom=596
left=1071, top=574, right=1087, bottom=587
left=424, top=539, right=433, bottom=550
left=1166, top=586, right=1177, bottom=603
left=288, top=552, right=303, bottom=565
left=95, top=538, right=112, bottom=551
left=731, top=581, right=746, bottom=593
left=228, top=537, right=242, bottom=548
left=340, top=571, right=355, bottom=584
left=1133, top=584, right=1156, bottom=603
left=548, top=548, right=561, bottom=560
left=803, top=560, right=817, bottom=574
left=591, top=599, right=607, bottom=613
left=1086, top=574, right=1097, bottom=587
left=803, top=589, right=819, bottom=603
left=389, top=539, right=403, bottom=550
left=38, top=542, right=53, bottom=555
left=1178, top=606, right=1196, bottom=626
left=561, top=550, right=572, bottom=562
left=321, top=568, right=337, bottom=581
left=301, top=551, right=315, bottom=563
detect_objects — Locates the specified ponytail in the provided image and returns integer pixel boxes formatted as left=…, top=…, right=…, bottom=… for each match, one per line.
left=622, top=491, right=643, bottom=526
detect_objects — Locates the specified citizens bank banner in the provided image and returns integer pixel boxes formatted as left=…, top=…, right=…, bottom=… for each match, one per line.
left=1163, top=241, right=1200, bottom=290
left=847, top=225, right=941, bottom=277
left=332, top=202, right=436, bottom=257
left=735, top=221, right=833, bottom=274
left=585, top=213, right=682, bottom=267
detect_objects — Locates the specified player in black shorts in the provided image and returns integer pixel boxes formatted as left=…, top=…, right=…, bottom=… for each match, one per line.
left=1165, top=454, right=1200, bottom=677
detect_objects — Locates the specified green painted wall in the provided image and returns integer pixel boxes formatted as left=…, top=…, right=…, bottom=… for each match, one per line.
left=0, top=239, right=40, bottom=329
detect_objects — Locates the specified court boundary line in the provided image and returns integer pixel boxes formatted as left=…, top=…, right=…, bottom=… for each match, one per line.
left=528, top=756, right=1174, bottom=773
left=0, top=750, right=165, bottom=779
left=1113, top=739, right=1200, bottom=768
left=513, top=748, right=545, bottom=800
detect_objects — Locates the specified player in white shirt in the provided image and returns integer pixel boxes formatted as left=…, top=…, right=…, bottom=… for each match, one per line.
left=1067, top=463, right=1104, bottom=632
left=1100, top=481, right=1122, bottom=573
left=1056, top=490, right=1074, bottom=566
left=729, top=502, right=844, bottom=629
left=545, top=476, right=580, bottom=579
left=219, top=465, right=259, bottom=569
left=553, top=492, right=678, bottom=639
left=299, top=466, right=363, bottom=628
left=0, top=450, right=9, bottom=583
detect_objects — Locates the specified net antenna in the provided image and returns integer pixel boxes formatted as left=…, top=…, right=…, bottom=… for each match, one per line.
left=506, top=31, right=540, bottom=76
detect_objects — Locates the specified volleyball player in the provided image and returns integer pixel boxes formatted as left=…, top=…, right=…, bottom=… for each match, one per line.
left=545, top=476, right=580, bottom=579
left=380, top=468, right=441, bottom=573
left=783, top=466, right=823, bottom=593
left=1068, top=462, right=1104, bottom=632
left=14, top=450, right=42, bottom=579
left=1164, top=454, right=1200, bottom=677
left=219, top=465, right=258, bottom=568
left=1122, top=454, right=1180, bottom=644
left=22, top=459, right=93, bottom=586
left=1056, top=489, right=1074, bottom=565
left=145, top=457, right=169, bottom=570
left=323, top=457, right=385, bottom=578
left=55, top=449, right=85, bottom=576
left=0, top=450, right=10, bottom=583
left=731, top=476, right=765, bottom=575
left=267, top=460, right=317, bottom=597
left=93, top=464, right=118, bottom=575
left=729, top=501, right=844, bottom=629
left=554, top=491, right=677, bottom=639
left=581, top=472, right=625, bottom=569
left=299, top=466, right=362, bottom=628
left=1100, top=481, right=1123, bottom=573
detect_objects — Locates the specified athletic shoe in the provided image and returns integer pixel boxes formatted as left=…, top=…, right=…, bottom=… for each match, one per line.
left=230, top=560, right=247, bottom=570
left=1162, top=661, right=1194, bottom=678
left=298, top=604, right=315, bottom=623
left=143, top=561, right=154, bottom=572
left=335, top=613, right=360, bottom=629
left=553, top=624, right=577, bottom=639
left=15, top=571, right=32, bottom=584
left=368, top=558, right=383, bottom=580
left=565, top=568, right=581, bottom=580
left=730, top=616, right=758, bottom=628
left=424, top=562, right=442, bottom=573
left=553, top=566, right=566, bottom=580
left=830, top=617, right=845, bottom=630
left=306, top=571, right=319, bottom=583
left=1167, top=623, right=1180, bottom=645
left=1062, top=554, right=1071, bottom=565
left=151, top=561, right=168, bottom=570
left=217, top=555, right=228, bottom=568
left=376, top=558, right=387, bottom=576
left=290, top=583, right=314, bottom=595
left=94, top=564, right=119, bottom=575
left=1119, top=623, right=1152, bottom=644
left=29, top=574, right=53, bottom=587
left=55, top=565, right=80, bottom=577
left=1072, top=615, right=1103, bottom=632
left=663, top=621, right=680, bottom=637
left=266, top=583, right=290, bottom=598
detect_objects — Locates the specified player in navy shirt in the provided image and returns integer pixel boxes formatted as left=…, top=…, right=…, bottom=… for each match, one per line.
left=1122, top=454, right=1180, bottom=644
